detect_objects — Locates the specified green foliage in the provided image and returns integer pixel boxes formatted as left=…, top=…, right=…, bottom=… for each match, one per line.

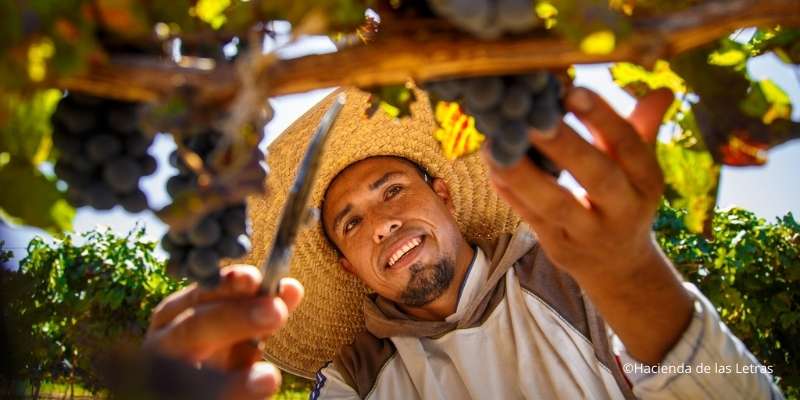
left=0, top=161, right=75, bottom=233
left=610, top=26, right=800, bottom=235
left=0, top=240, right=11, bottom=264
left=0, top=89, right=75, bottom=233
left=655, top=202, right=800, bottom=397
left=1, top=226, right=184, bottom=393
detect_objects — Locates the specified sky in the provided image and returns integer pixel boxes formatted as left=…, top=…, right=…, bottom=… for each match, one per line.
left=2, top=34, right=799, bottom=266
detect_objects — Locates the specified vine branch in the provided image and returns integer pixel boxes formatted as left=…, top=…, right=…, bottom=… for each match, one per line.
left=55, top=0, right=800, bottom=103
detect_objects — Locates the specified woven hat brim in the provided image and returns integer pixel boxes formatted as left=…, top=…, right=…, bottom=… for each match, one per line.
left=239, top=86, right=520, bottom=378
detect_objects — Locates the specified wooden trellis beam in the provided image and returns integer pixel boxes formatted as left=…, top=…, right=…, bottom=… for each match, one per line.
left=56, top=0, right=800, bottom=103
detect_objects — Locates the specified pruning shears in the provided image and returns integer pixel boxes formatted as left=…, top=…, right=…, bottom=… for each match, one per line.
left=258, top=92, right=346, bottom=296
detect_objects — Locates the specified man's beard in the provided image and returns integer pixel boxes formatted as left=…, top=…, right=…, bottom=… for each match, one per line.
left=398, top=257, right=455, bottom=308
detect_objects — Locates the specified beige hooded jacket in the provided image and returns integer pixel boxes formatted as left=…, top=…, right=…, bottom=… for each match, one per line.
left=309, top=224, right=782, bottom=399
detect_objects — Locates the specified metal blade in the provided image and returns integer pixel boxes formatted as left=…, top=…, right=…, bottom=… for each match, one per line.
left=259, top=92, right=346, bottom=296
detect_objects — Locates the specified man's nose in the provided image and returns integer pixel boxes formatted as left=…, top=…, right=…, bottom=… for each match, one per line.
left=373, top=218, right=402, bottom=244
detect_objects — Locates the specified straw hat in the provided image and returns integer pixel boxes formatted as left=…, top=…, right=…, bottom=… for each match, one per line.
left=242, top=86, right=520, bottom=378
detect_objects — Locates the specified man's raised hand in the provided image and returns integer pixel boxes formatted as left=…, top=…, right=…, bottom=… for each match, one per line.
left=144, top=265, right=304, bottom=399
left=483, top=87, right=694, bottom=364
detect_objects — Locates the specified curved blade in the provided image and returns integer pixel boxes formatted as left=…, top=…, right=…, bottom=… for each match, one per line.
left=259, top=92, right=346, bottom=295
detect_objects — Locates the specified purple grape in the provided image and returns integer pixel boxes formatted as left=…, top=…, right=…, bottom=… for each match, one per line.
left=85, top=184, right=116, bottom=210
left=501, top=84, right=532, bottom=120
left=121, top=189, right=148, bottom=213
left=216, top=235, right=249, bottom=259
left=221, top=205, right=247, bottom=236
left=464, top=77, right=504, bottom=112
left=52, top=130, right=82, bottom=156
left=53, top=100, right=96, bottom=134
left=426, top=80, right=463, bottom=102
left=166, top=175, right=194, bottom=198
left=188, top=217, right=222, bottom=247
left=103, top=157, right=142, bottom=193
left=107, top=107, right=139, bottom=134
left=187, top=247, right=220, bottom=282
left=86, top=134, right=122, bottom=163
left=140, top=154, right=157, bottom=176
left=125, top=134, right=152, bottom=157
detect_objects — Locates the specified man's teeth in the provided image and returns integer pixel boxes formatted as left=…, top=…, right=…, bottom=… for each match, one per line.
left=389, top=237, right=422, bottom=267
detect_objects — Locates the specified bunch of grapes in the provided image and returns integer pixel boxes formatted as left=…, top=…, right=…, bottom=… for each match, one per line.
left=161, top=131, right=255, bottom=287
left=425, top=71, right=563, bottom=173
left=51, top=94, right=156, bottom=212
left=426, top=0, right=538, bottom=39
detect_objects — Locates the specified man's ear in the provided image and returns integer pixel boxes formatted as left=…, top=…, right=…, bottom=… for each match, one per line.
left=431, top=178, right=456, bottom=214
left=339, top=257, right=355, bottom=275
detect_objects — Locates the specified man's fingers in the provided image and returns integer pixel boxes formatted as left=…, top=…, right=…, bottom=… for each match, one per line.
left=149, top=265, right=262, bottom=331
left=628, top=88, right=675, bottom=144
left=220, top=362, right=282, bottom=400
left=205, top=340, right=263, bottom=371
left=565, top=87, right=664, bottom=197
left=152, top=295, right=289, bottom=361
left=529, top=121, right=637, bottom=210
left=482, top=145, right=590, bottom=229
left=278, top=277, right=304, bottom=313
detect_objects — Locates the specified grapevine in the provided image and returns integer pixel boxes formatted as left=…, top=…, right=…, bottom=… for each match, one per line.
left=1, top=0, right=798, bottom=285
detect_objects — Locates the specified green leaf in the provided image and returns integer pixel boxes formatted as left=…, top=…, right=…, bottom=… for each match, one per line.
left=0, top=160, right=74, bottom=232
left=740, top=79, right=792, bottom=124
left=365, top=85, right=417, bottom=119
left=0, top=89, right=61, bottom=165
left=656, top=137, right=720, bottom=233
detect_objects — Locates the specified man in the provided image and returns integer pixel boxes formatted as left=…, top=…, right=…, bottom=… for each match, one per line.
left=145, top=86, right=782, bottom=399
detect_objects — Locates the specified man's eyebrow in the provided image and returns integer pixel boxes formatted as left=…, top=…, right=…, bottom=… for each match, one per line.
left=332, top=203, right=352, bottom=233
left=369, top=171, right=404, bottom=191
left=331, top=171, right=405, bottom=233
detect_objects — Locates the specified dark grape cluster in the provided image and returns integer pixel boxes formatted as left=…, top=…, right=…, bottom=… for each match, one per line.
left=51, top=94, right=156, bottom=212
left=425, top=71, right=563, bottom=173
left=426, top=0, right=538, bottom=39
left=162, top=131, right=255, bottom=287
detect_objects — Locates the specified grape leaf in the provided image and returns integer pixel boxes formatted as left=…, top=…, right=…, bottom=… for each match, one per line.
left=580, top=30, right=616, bottom=55
left=0, top=159, right=75, bottom=233
left=0, top=89, right=61, bottom=165
left=609, top=60, right=685, bottom=121
left=656, top=139, right=719, bottom=234
left=365, top=85, right=416, bottom=119
left=195, top=0, right=231, bottom=30
left=746, top=26, right=800, bottom=63
left=432, top=101, right=485, bottom=160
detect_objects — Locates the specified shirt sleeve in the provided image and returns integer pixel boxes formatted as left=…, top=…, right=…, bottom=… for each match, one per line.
left=612, top=283, right=784, bottom=400
left=309, top=362, right=360, bottom=400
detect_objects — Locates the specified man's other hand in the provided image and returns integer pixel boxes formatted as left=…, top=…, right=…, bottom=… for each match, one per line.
left=483, top=87, right=694, bottom=364
left=483, top=87, right=673, bottom=282
left=144, top=265, right=304, bottom=400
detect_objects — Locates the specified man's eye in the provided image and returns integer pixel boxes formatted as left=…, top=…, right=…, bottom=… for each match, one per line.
left=344, top=217, right=360, bottom=233
left=385, top=184, right=403, bottom=199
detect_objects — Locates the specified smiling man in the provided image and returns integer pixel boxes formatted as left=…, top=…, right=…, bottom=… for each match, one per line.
left=145, top=87, right=782, bottom=399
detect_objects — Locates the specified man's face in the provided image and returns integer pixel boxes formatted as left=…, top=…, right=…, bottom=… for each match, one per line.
left=322, top=157, right=463, bottom=307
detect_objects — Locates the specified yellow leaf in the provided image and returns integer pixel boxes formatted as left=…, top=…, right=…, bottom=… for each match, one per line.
left=27, top=39, right=55, bottom=82
left=708, top=49, right=746, bottom=68
left=433, top=101, right=485, bottom=160
left=580, top=30, right=616, bottom=55
left=758, top=79, right=791, bottom=123
left=195, top=0, right=231, bottom=29
left=535, top=1, right=558, bottom=29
